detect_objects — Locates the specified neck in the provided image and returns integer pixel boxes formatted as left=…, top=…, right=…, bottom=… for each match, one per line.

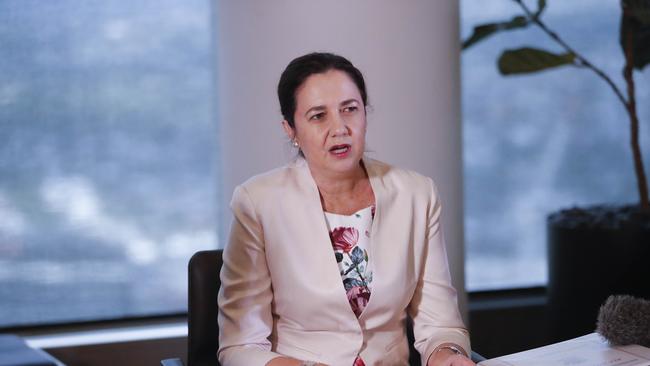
left=309, top=160, right=367, bottom=197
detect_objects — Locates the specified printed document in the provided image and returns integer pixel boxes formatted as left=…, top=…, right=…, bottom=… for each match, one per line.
left=479, top=333, right=650, bottom=366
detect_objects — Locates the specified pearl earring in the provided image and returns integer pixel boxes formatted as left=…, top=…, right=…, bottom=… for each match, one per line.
left=293, top=140, right=299, bottom=147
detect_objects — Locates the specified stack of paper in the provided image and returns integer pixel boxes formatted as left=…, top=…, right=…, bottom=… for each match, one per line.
left=479, top=333, right=650, bottom=366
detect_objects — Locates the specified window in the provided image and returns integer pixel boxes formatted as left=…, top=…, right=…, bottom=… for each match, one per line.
left=0, top=0, right=217, bottom=327
left=461, top=1, right=650, bottom=291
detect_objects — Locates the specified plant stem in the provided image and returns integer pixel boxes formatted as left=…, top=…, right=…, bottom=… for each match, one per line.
left=515, top=0, right=650, bottom=210
left=622, top=10, right=650, bottom=209
left=514, top=0, right=628, bottom=107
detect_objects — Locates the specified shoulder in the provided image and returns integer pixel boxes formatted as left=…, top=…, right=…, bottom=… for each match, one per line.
left=365, top=157, right=436, bottom=197
left=239, top=160, right=299, bottom=189
left=231, top=159, right=307, bottom=205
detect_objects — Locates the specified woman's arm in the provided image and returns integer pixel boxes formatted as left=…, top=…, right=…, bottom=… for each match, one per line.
left=407, top=179, right=473, bottom=366
left=217, top=185, right=282, bottom=366
left=266, top=357, right=327, bottom=366
left=426, top=343, right=475, bottom=366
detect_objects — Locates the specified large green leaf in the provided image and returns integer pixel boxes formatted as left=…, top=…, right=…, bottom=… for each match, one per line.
left=621, top=0, right=650, bottom=70
left=462, top=16, right=529, bottom=49
left=498, top=47, right=576, bottom=75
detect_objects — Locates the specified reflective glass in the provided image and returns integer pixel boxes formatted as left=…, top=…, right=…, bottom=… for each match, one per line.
left=462, top=1, right=650, bottom=290
left=0, top=0, right=217, bottom=327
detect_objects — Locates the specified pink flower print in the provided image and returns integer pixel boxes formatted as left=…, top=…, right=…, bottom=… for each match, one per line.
left=330, top=227, right=359, bottom=253
left=347, top=285, right=371, bottom=317
left=353, top=356, right=366, bottom=366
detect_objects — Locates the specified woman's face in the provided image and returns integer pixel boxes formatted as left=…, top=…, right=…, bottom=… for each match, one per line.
left=283, top=69, right=367, bottom=177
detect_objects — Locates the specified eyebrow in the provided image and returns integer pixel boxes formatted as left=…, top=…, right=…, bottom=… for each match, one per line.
left=303, top=99, right=360, bottom=117
left=340, top=98, right=359, bottom=107
left=304, top=105, right=326, bottom=117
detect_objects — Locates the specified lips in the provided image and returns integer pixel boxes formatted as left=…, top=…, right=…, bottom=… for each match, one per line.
left=329, top=144, right=351, bottom=155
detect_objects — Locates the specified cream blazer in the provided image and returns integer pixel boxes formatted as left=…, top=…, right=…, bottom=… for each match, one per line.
left=217, top=157, right=470, bottom=366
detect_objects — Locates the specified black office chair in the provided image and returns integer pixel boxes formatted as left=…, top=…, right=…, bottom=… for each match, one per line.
left=162, top=250, right=485, bottom=366
left=162, top=250, right=222, bottom=366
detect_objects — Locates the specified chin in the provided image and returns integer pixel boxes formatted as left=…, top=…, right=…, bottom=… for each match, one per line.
left=328, top=153, right=363, bottom=172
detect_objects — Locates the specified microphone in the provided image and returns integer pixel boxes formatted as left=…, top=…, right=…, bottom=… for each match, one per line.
left=596, top=295, right=650, bottom=348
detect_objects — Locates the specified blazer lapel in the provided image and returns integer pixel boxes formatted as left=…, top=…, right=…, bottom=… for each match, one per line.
left=293, top=158, right=359, bottom=318
left=290, top=157, right=392, bottom=325
left=358, top=156, right=386, bottom=322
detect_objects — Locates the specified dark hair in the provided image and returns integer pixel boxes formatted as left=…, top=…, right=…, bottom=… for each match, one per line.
left=277, top=52, right=368, bottom=129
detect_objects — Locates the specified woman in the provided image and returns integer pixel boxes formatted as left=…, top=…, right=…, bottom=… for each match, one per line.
left=217, top=52, right=474, bottom=366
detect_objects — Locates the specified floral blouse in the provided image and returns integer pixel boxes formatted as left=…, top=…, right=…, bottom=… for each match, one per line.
left=324, top=205, right=375, bottom=366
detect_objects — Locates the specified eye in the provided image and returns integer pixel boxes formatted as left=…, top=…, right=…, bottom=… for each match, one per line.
left=342, top=106, right=358, bottom=113
left=309, top=112, right=325, bottom=121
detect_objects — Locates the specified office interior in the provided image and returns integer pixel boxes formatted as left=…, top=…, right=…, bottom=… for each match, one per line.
left=1, top=1, right=648, bottom=365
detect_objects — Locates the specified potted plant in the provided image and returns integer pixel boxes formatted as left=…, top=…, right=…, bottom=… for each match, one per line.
left=463, top=0, right=650, bottom=342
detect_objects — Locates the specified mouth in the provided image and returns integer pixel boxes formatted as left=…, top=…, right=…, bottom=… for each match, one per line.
left=329, top=144, right=351, bottom=157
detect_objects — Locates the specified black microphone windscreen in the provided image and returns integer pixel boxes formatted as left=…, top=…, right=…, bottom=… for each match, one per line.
left=596, top=295, right=650, bottom=348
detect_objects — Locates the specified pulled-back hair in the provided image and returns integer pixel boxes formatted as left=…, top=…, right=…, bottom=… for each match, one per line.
left=277, top=52, right=368, bottom=128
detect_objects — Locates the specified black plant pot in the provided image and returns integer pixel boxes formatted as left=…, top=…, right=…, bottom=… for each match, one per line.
left=547, top=205, right=650, bottom=342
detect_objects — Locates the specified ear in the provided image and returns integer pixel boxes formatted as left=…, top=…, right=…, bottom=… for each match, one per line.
left=282, top=120, right=295, bottom=141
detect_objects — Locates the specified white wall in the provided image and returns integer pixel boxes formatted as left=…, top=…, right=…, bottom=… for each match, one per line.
left=214, top=0, right=467, bottom=320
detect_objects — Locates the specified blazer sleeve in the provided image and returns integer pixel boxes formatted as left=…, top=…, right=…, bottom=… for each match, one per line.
left=407, top=178, right=471, bottom=366
left=217, top=185, right=282, bottom=366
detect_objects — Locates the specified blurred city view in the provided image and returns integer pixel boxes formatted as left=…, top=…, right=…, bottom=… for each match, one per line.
left=462, top=1, right=650, bottom=290
left=0, top=0, right=217, bottom=327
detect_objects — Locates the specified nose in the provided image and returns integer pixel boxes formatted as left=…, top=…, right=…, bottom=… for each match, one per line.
left=330, top=112, right=349, bottom=137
